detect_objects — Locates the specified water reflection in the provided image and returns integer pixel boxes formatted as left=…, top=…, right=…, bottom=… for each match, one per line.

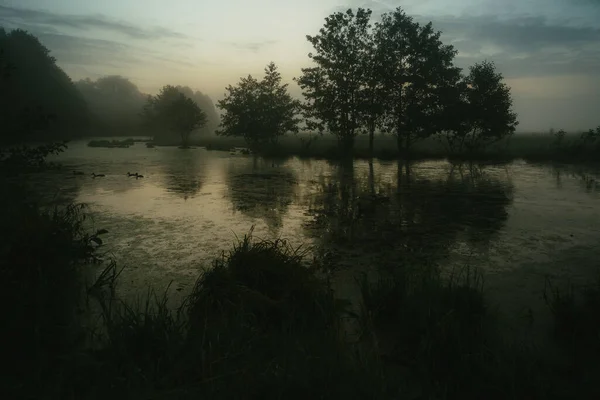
left=305, top=160, right=514, bottom=269
left=160, top=149, right=205, bottom=200
left=225, top=157, right=298, bottom=234
left=551, top=164, right=600, bottom=194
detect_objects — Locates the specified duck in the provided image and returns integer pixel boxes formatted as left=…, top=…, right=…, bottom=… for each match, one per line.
left=135, top=173, right=144, bottom=179
left=73, top=171, right=85, bottom=176
left=127, top=172, right=137, bottom=177
left=91, top=173, right=106, bottom=178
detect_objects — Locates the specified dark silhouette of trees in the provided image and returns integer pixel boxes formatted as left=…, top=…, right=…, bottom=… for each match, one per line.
left=296, top=8, right=373, bottom=156
left=142, top=85, right=207, bottom=148
left=298, top=7, right=517, bottom=159
left=374, top=8, right=461, bottom=157
left=217, top=62, right=300, bottom=149
left=0, top=28, right=89, bottom=143
left=439, top=61, right=518, bottom=153
left=174, top=86, right=220, bottom=136
left=75, top=75, right=146, bottom=135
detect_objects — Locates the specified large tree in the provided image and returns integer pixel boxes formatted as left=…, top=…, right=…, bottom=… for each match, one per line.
left=0, top=28, right=89, bottom=143
left=216, top=62, right=300, bottom=148
left=374, top=8, right=460, bottom=156
left=296, top=8, right=373, bottom=155
left=440, top=61, right=518, bottom=153
left=142, top=85, right=207, bottom=148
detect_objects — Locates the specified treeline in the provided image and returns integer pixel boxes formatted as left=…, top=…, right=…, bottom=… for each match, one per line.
left=216, top=7, right=519, bottom=158
left=0, top=28, right=219, bottom=144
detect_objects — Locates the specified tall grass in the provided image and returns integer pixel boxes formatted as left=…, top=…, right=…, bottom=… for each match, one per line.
left=544, top=276, right=600, bottom=397
left=3, top=183, right=600, bottom=398
left=0, top=194, right=109, bottom=399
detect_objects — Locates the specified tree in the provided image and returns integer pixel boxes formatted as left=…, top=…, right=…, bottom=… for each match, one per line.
left=142, top=85, right=207, bottom=148
left=296, top=8, right=373, bottom=155
left=374, top=8, right=460, bottom=156
left=174, top=86, right=220, bottom=135
left=441, top=61, right=518, bottom=153
left=217, top=62, right=300, bottom=148
left=0, top=29, right=89, bottom=143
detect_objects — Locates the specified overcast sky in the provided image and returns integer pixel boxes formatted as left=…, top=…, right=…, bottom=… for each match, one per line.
left=1, top=0, right=599, bottom=132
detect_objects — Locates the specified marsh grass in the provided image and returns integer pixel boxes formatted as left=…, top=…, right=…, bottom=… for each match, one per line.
left=66, top=231, right=385, bottom=399
left=3, top=185, right=600, bottom=399
left=0, top=195, right=109, bottom=399
left=161, top=131, right=600, bottom=164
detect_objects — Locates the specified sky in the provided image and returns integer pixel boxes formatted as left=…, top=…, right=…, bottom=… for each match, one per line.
left=1, top=0, right=600, bottom=132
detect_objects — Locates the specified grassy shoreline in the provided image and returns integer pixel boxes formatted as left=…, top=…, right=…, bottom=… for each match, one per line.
left=2, top=196, right=600, bottom=399
left=149, top=131, right=600, bottom=165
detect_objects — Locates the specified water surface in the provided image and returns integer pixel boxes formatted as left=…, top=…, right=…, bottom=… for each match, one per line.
left=35, top=140, right=600, bottom=335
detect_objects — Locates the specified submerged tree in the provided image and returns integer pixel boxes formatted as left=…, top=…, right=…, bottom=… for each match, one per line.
left=142, top=85, right=207, bottom=148
left=216, top=62, right=300, bottom=148
left=374, top=7, right=460, bottom=156
left=440, top=61, right=518, bottom=153
left=296, top=8, right=373, bottom=155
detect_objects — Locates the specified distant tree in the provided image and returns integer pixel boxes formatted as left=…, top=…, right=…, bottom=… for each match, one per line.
left=441, top=61, right=518, bottom=153
left=0, top=28, right=89, bottom=143
left=174, top=86, right=220, bottom=135
left=75, top=75, right=146, bottom=135
left=374, top=7, right=460, bottom=156
left=296, top=8, right=373, bottom=155
left=142, top=85, right=207, bottom=148
left=217, top=62, right=301, bottom=148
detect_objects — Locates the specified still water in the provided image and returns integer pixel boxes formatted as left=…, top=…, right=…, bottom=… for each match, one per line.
left=35, top=139, right=600, bottom=332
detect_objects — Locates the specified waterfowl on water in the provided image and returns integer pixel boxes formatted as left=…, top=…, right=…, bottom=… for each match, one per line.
left=127, top=172, right=137, bottom=177
left=135, top=173, right=144, bottom=179
left=91, top=173, right=106, bottom=178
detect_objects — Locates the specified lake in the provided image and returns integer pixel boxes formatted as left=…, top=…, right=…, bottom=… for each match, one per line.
left=33, top=139, right=600, bottom=337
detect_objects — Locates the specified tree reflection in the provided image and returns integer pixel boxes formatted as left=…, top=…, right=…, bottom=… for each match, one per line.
left=551, top=165, right=599, bottom=194
left=224, top=157, right=298, bottom=234
left=304, top=160, right=514, bottom=269
left=160, top=150, right=205, bottom=200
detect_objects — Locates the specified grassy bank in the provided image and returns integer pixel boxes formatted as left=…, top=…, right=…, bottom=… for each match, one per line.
left=152, top=130, right=599, bottom=164
left=3, top=194, right=600, bottom=398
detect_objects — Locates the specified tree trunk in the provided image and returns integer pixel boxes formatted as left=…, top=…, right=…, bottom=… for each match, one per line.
left=368, top=120, right=375, bottom=159
left=341, top=133, right=355, bottom=158
left=180, top=131, right=189, bottom=148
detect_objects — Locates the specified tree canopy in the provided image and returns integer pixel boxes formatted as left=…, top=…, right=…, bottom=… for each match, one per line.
left=296, top=8, right=373, bottom=154
left=217, top=62, right=301, bottom=147
left=0, top=28, right=89, bottom=143
left=297, top=7, right=517, bottom=157
left=142, top=85, right=207, bottom=148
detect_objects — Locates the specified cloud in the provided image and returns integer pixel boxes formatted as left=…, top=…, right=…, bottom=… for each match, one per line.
left=428, top=15, right=600, bottom=79
left=226, top=40, right=277, bottom=53
left=323, top=3, right=600, bottom=80
left=0, top=4, right=188, bottom=40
